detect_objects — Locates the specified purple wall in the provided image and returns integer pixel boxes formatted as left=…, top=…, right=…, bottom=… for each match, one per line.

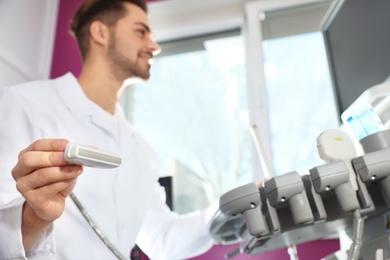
left=50, top=1, right=341, bottom=259
left=189, top=240, right=339, bottom=260
left=50, top=0, right=82, bottom=78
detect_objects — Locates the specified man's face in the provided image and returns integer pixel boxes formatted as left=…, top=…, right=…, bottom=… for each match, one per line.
left=106, top=3, right=160, bottom=81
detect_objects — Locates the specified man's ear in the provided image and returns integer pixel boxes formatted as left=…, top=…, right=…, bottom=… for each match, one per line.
left=89, top=20, right=110, bottom=46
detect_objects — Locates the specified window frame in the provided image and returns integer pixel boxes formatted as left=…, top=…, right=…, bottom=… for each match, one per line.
left=244, top=0, right=333, bottom=181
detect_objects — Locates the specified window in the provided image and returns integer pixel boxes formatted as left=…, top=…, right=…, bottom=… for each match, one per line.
left=123, top=32, right=252, bottom=213
left=263, top=31, right=339, bottom=175
left=244, top=0, right=339, bottom=177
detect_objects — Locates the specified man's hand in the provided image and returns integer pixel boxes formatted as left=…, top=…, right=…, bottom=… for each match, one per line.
left=11, top=139, right=83, bottom=251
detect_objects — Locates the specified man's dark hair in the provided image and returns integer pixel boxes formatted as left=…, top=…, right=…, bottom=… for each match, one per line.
left=70, top=0, right=148, bottom=60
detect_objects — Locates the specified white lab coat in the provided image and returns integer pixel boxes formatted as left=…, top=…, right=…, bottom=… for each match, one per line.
left=0, top=73, right=214, bottom=260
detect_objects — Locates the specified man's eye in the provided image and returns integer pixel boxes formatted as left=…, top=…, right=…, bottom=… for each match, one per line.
left=137, top=29, right=146, bottom=36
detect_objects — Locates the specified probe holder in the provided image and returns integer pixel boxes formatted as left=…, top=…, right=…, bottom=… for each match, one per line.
left=219, top=182, right=268, bottom=237
left=353, top=147, right=390, bottom=205
left=264, top=171, right=314, bottom=225
left=310, top=160, right=360, bottom=212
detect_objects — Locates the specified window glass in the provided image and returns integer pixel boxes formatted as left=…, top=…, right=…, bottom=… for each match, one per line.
left=262, top=32, right=339, bottom=176
left=124, top=35, right=252, bottom=213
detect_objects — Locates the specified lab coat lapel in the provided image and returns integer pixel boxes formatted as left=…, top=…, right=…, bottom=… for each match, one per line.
left=90, top=112, right=118, bottom=138
left=113, top=109, right=159, bottom=251
left=56, top=72, right=118, bottom=137
left=55, top=73, right=91, bottom=118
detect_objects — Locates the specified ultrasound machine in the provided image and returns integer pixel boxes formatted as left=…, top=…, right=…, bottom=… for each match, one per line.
left=208, top=81, right=390, bottom=260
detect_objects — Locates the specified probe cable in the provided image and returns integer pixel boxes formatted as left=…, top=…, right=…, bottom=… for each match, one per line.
left=70, top=192, right=127, bottom=260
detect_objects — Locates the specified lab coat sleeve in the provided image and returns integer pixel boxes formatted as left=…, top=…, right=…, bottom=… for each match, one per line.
left=0, top=196, right=55, bottom=260
left=135, top=184, right=215, bottom=260
left=0, top=87, right=56, bottom=259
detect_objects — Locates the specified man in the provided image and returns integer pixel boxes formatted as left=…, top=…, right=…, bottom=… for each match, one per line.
left=0, top=0, right=214, bottom=259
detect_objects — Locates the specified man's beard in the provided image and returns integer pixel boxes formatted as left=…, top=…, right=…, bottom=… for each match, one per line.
left=107, top=35, right=151, bottom=81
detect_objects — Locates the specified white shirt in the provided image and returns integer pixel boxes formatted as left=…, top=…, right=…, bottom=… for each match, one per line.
left=0, top=73, right=214, bottom=260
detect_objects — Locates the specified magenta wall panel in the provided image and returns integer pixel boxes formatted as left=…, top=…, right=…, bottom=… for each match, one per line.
left=189, top=240, right=340, bottom=260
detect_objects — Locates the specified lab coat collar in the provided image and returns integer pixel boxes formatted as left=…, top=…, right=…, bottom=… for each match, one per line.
left=54, top=72, right=92, bottom=117
left=54, top=72, right=121, bottom=136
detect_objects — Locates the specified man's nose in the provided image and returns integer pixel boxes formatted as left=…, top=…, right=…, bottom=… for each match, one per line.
left=149, top=36, right=161, bottom=56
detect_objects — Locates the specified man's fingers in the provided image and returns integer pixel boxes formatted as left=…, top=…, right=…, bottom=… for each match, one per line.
left=23, top=178, right=79, bottom=221
left=12, top=151, right=70, bottom=180
left=24, top=178, right=78, bottom=206
left=16, top=165, right=83, bottom=192
left=10, top=139, right=79, bottom=224
left=13, top=139, right=71, bottom=180
left=19, top=139, right=69, bottom=158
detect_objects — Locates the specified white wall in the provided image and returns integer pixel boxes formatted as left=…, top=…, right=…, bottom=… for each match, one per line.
left=148, top=0, right=246, bottom=42
left=0, top=0, right=59, bottom=88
